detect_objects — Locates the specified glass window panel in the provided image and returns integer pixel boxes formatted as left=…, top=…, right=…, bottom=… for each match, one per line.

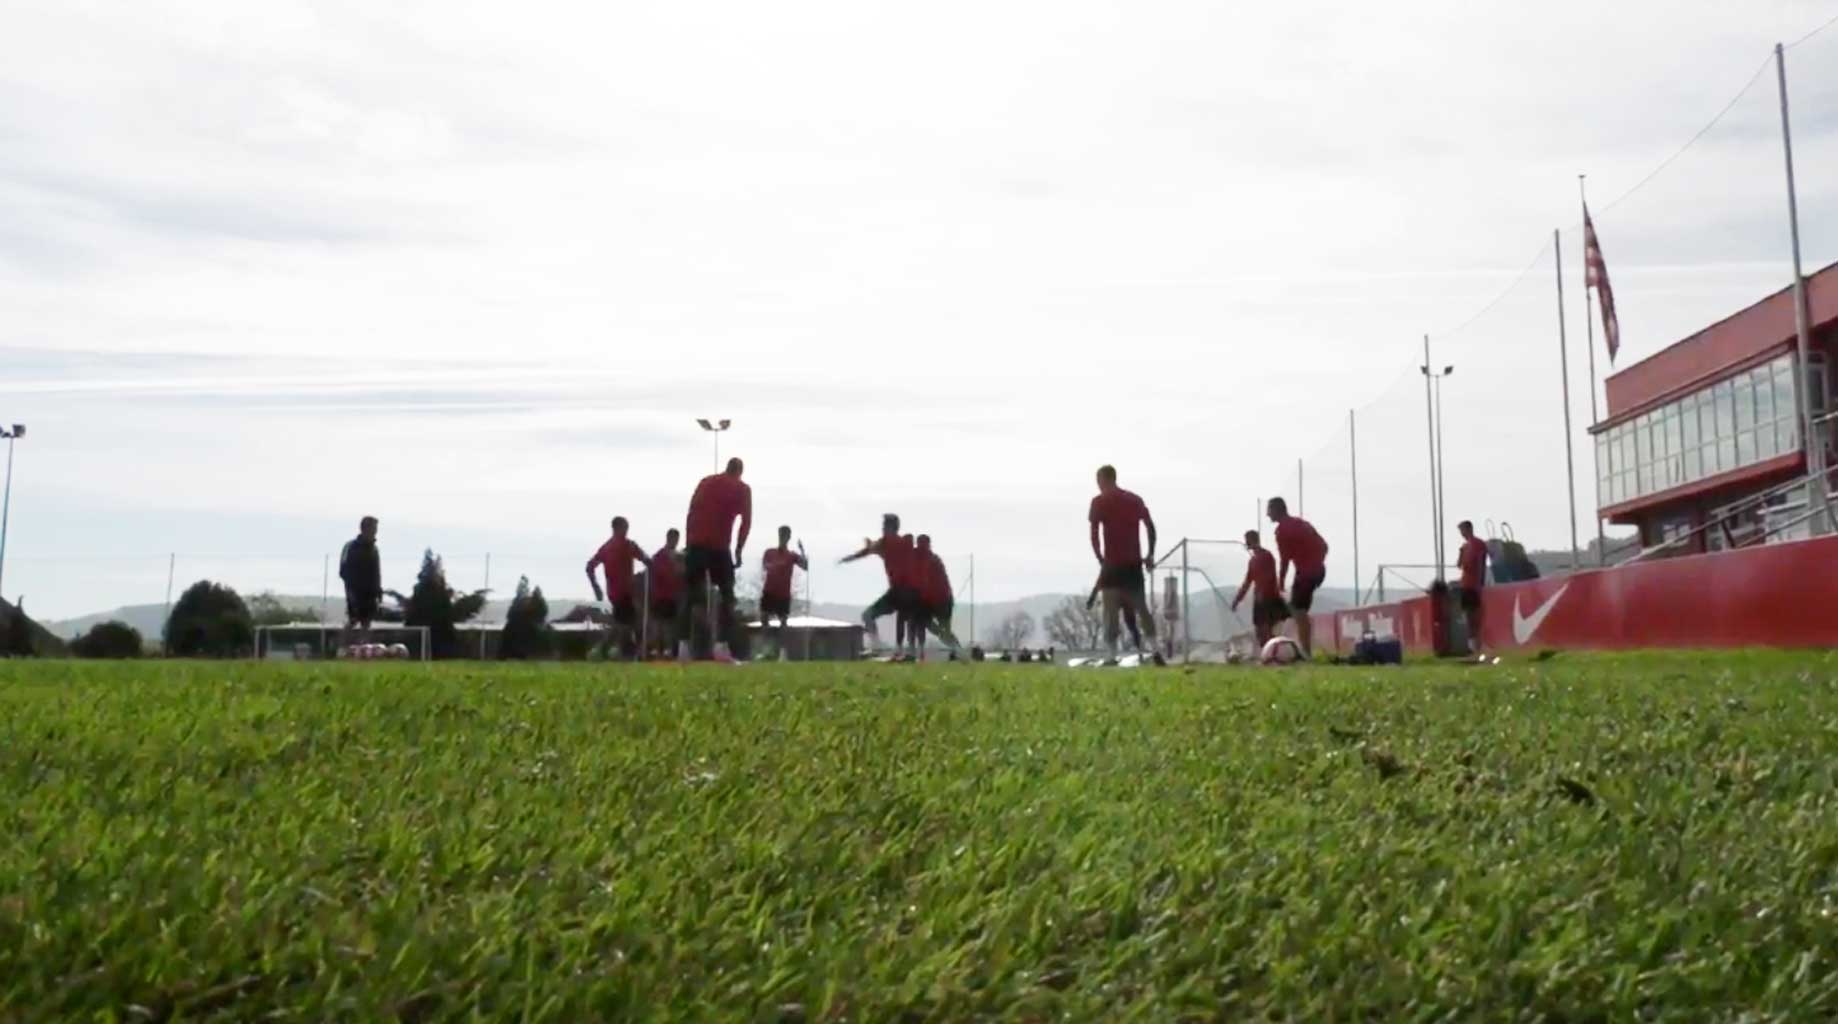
left=1718, top=437, right=1736, bottom=472
left=1715, top=381, right=1736, bottom=438
left=1773, top=358, right=1796, bottom=429
left=1738, top=429, right=1756, bottom=466
left=1636, top=416, right=1651, bottom=470
left=1636, top=459, right=1650, bottom=495
left=1684, top=446, right=1702, bottom=481
left=1735, top=373, right=1756, bottom=430
left=1758, top=420, right=1779, bottom=460
left=1779, top=417, right=1798, bottom=455
left=1755, top=368, right=1775, bottom=426
left=1681, top=395, right=1700, bottom=450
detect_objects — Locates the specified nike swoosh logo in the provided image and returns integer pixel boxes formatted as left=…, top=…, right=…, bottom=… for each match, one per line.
left=1511, top=584, right=1570, bottom=645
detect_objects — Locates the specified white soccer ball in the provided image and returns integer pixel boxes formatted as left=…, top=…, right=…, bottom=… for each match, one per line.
left=389, top=643, right=410, bottom=659
left=1260, top=637, right=1303, bottom=665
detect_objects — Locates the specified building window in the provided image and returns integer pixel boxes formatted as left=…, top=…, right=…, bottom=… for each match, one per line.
left=1599, top=352, right=1809, bottom=510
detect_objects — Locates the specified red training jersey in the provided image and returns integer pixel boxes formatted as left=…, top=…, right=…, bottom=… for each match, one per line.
left=1459, top=536, right=1489, bottom=589
left=686, top=473, right=751, bottom=549
left=650, top=545, right=681, bottom=603
left=873, top=534, right=917, bottom=588
left=1274, top=516, right=1329, bottom=574
left=589, top=536, right=645, bottom=601
left=1244, top=548, right=1279, bottom=601
left=920, top=552, right=952, bottom=605
left=761, top=547, right=800, bottom=599
left=1089, top=488, right=1151, bottom=567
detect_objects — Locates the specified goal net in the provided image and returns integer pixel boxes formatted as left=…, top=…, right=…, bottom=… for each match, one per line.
left=254, top=623, right=432, bottom=662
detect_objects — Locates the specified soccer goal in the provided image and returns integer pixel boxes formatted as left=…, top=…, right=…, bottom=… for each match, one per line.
left=253, top=623, right=432, bottom=662
left=1150, top=537, right=1258, bottom=663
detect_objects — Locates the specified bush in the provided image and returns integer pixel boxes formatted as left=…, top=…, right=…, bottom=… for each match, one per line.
left=398, top=550, right=489, bottom=659
left=164, top=580, right=254, bottom=658
left=71, top=621, right=144, bottom=659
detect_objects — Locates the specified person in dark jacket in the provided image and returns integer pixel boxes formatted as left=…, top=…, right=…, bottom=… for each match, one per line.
left=339, top=516, right=383, bottom=632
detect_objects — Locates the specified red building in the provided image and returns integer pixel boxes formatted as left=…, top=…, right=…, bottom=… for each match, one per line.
left=1591, top=261, right=1838, bottom=552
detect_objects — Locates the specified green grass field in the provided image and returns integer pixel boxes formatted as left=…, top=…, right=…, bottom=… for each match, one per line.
left=5, top=653, right=1838, bottom=1021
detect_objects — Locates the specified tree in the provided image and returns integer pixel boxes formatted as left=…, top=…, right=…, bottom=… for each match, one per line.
left=1042, top=595, right=1103, bottom=651
left=72, top=620, right=144, bottom=659
left=392, top=549, right=489, bottom=659
left=987, top=609, right=1035, bottom=650
left=501, top=577, right=551, bottom=660
left=164, top=580, right=255, bottom=657
left=248, top=591, right=319, bottom=627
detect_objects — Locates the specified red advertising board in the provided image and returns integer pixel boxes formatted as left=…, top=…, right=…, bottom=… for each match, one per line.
left=1314, top=534, right=1838, bottom=654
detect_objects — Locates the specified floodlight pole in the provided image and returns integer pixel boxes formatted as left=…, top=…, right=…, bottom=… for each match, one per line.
left=0, top=425, right=23, bottom=600
left=1349, top=409, right=1360, bottom=600
left=1775, top=43, right=1829, bottom=529
left=1420, top=340, right=1444, bottom=579
left=1554, top=229, right=1581, bottom=571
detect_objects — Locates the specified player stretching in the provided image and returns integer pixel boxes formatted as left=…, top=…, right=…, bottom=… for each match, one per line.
left=760, top=526, right=809, bottom=661
left=1089, top=465, right=1163, bottom=665
left=913, top=535, right=963, bottom=658
left=1231, top=529, right=1289, bottom=647
left=681, top=458, right=752, bottom=661
left=1267, top=497, right=1329, bottom=658
left=841, top=514, right=917, bottom=657
left=647, top=528, right=685, bottom=658
left=586, top=516, right=653, bottom=659
left=1456, top=520, right=1489, bottom=656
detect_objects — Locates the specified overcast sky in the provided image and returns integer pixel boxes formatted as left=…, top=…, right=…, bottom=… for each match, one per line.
left=4, top=0, right=1837, bottom=621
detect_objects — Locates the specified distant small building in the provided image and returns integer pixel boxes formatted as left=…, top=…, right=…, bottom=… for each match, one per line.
left=744, top=615, right=867, bottom=661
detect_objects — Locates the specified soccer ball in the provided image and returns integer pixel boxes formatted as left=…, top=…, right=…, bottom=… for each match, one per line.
left=1260, top=637, right=1303, bottom=665
left=388, top=643, right=410, bottom=659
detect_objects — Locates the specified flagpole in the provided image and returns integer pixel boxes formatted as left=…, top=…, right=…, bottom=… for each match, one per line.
left=1579, top=177, right=1608, bottom=565
left=1775, top=42, right=1829, bottom=528
left=1422, top=334, right=1442, bottom=578
left=1554, top=229, right=1581, bottom=571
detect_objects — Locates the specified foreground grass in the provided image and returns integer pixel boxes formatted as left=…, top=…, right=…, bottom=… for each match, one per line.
left=3, top=653, right=1838, bottom=1021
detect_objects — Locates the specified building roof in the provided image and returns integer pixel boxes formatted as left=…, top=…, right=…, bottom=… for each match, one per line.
left=1602, top=260, right=1838, bottom=425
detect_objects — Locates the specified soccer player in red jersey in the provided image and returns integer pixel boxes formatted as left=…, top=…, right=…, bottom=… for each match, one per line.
left=585, top=516, right=654, bottom=659
left=841, top=514, right=918, bottom=656
left=1267, top=496, right=1329, bottom=658
left=913, top=534, right=964, bottom=658
left=1088, top=464, right=1163, bottom=665
left=645, top=527, right=684, bottom=657
left=1456, top=520, right=1490, bottom=655
left=682, top=457, right=753, bottom=661
left=760, top=525, right=809, bottom=660
left=1231, top=529, right=1290, bottom=647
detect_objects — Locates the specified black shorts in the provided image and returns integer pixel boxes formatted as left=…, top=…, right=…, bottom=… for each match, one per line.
left=651, top=598, right=678, bottom=621
left=867, top=586, right=920, bottom=619
left=1098, top=563, right=1147, bottom=596
left=1290, top=566, right=1327, bottom=612
left=1459, top=586, right=1483, bottom=613
left=684, top=546, right=735, bottom=594
left=1252, top=596, right=1291, bottom=631
left=761, top=593, right=792, bottom=619
left=345, top=589, right=379, bottom=624
left=611, top=597, right=637, bottom=626
left=922, top=598, right=954, bottom=626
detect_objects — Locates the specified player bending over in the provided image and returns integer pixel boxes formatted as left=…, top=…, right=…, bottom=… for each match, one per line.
left=1231, top=529, right=1290, bottom=648
left=913, top=535, right=964, bottom=658
left=681, top=458, right=752, bottom=661
left=760, top=526, right=809, bottom=661
left=1267, top=497, right=1328, bottom=658
left=586, top=516, right=654, bottom=659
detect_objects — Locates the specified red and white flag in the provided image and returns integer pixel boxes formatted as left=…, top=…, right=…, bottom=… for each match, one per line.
left=1583, top=205, right=1620, bottom=362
